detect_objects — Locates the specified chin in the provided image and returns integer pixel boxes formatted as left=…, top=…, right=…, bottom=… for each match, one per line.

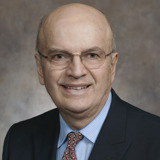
left=60, top=102, right=91, bottom=114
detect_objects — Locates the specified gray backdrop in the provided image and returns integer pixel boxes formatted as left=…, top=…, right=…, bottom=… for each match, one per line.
left=0, top=0, right=160, bottom=159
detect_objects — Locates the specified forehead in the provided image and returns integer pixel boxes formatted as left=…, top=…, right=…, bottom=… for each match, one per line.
left=40, top=7, right=112, bottom=53
left=52, top=24, right=106, bottom=49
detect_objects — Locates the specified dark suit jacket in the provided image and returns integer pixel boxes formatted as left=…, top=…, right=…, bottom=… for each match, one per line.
left=3, top=89, right=160, bottom=160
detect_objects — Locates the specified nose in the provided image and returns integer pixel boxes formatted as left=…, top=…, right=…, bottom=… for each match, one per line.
left=66, top=55, right=88, bottom=79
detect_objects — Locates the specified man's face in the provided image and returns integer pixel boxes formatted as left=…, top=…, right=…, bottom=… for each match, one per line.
left=35, top=16, right=118, bottom=122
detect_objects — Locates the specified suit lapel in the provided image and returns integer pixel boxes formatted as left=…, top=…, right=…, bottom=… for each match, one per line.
left=89, top=89, right=131, bottom=160
left=32, top=109, right=60, bottom=160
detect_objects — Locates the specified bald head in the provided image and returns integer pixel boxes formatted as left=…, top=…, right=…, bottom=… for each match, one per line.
left=36, top=3, right=115, bottom=53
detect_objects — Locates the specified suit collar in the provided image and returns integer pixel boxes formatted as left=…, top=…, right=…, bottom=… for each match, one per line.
left=89, top=89, right=131, bottom=160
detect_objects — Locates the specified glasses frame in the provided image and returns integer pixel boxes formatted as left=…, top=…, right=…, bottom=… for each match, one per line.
left=37, top=48, right=115, bottom=69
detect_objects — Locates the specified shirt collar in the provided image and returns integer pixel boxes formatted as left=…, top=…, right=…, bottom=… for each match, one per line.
left=57, top=114, right=73, bottom=148
left=57, top=92, right=112, bottom=148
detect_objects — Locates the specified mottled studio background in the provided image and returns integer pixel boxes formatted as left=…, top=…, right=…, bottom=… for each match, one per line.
left=0, top=0, right=160, bottom=159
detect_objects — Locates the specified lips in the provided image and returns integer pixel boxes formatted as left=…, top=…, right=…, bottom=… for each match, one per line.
left=62, top=85, right=90, bottom=90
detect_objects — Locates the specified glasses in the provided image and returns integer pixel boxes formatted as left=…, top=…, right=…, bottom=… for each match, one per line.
left=38, top=47, right=115, bottom=69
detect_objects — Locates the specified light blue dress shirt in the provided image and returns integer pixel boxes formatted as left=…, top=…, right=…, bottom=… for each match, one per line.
left=56, top=92, right=112, bottom=160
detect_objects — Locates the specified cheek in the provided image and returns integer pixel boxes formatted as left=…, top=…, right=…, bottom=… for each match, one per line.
left=93, top=66, right=112, bottom=86
left=43, top=67, right=61, bottom=89
left=92, top=68, right=112, bottom=98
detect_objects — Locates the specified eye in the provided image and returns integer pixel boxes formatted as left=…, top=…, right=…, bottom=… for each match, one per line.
left=86, top=53, right=100, bottom=59
left=54, top=54, right=65, bottom=59
left=49, top=53, right=68, bottom=61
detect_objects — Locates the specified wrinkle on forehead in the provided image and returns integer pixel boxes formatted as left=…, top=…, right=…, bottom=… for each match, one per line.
left=38, top=3, right=114, bottom=52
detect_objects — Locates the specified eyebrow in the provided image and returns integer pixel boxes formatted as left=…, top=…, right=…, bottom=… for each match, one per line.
left=82, top=46, right=105, bottom=54
left=47, top=46, right=105, bottom=55
left=48, top=48, right=71, bottom=55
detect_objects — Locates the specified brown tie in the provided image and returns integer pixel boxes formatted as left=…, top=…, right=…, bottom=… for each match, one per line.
left=62, top=132, right=83, bottom=160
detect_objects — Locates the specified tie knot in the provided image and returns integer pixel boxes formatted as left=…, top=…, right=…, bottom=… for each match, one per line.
left=68, top=132, right=83, bottom=147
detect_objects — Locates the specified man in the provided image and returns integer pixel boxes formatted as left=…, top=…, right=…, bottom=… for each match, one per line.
left=3, top=3, right=160, bottom=160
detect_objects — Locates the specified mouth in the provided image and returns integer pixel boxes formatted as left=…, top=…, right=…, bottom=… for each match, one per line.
left=62, top=85, right=90, bottom=90
left=61, top=84, right=91, bottom=95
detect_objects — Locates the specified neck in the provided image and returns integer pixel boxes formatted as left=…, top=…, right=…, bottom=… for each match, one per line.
left=59, top=92, right=110, bottom=130
left=60, top=111, right=100, bottom=130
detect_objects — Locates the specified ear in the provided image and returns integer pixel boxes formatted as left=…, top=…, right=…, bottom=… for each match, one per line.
left=111, top=52, right=118, bottom=83
left=35, top=53, right=45, bottom=85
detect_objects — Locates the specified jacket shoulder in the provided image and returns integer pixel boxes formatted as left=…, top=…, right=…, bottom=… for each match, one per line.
left=111, top=89, right=160, bottom=134
left=3, top=108, right=59, bottom=160
left=112, top=89, right=160, bottom=122
left=6, top=108, right=59, bottom=136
